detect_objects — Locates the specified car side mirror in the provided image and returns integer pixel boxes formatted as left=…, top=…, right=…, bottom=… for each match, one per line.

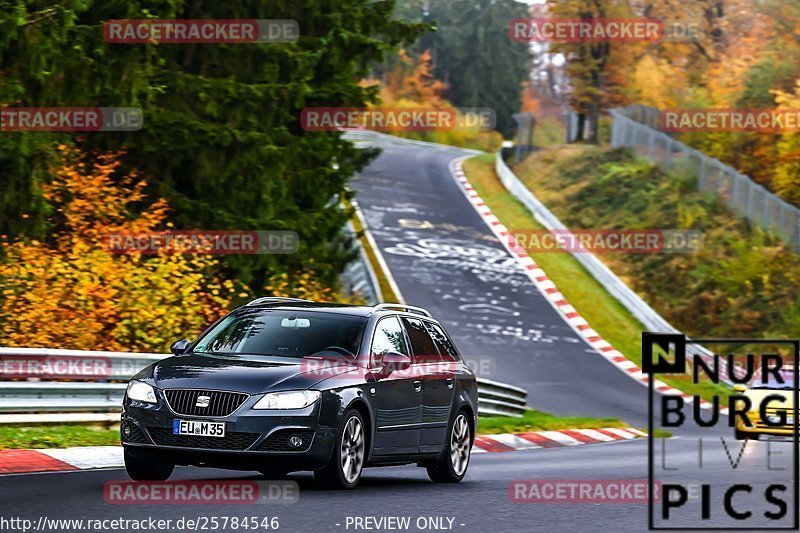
left=170, top=339, right=191, bottom=355
left=732, top=384, right=747, bottom=393
left=381, top=352, right=412, bottom=375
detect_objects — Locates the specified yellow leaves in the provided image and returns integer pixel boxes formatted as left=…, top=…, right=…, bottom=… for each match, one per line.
left=264, top=270, right=334, bottom=302
left=773, top=80, right=800, bottom=109
left=0, top=149, right=239, bottom=352
left=379, top=48, right=447, bottom=107
left=631, top=55, right=687, bottom=109
left=769, top=81, right=800, bottom=203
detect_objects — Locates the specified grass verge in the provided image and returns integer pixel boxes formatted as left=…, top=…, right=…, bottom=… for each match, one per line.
left=0, top=424, right=120, bottom=449
left=461, top=153, right=729, bottom=403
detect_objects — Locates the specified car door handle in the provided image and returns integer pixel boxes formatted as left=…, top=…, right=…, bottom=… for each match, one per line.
left=446, top=378, right=454, bottom=390
left=413, top=380, right=422, bottom=392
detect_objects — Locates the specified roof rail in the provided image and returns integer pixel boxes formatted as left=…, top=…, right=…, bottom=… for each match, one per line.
left=246, top=297, right=313, bottom=307
left=371, top=303, right=432, bottom=318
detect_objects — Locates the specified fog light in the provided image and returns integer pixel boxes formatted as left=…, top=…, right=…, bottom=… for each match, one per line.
left=288, top=435, right=303, bottom=448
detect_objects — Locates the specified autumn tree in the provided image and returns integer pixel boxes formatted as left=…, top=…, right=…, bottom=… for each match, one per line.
left=0, top=1, right=427, bottom=291
left=546, top=0, right=633, bottom=143
left=0, top=148, right=238, bottom=351
left=381, top=49, right=446, bottom=106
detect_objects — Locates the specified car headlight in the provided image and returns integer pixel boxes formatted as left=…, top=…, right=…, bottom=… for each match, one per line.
left=253, top=390, right=321, bottom=410
left=126, top=380, right=157, bottom=404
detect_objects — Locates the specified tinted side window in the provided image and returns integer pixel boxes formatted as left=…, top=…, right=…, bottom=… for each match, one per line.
left=425, top=322, right=460, bottom=362
left=402, top=317, right=440, bottom=363
left=370, top=316, right=409, bottom=365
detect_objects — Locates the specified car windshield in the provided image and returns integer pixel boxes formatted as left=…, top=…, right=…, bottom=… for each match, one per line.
left=750, top=368, right=796, bottom=390
left=191, top=309, right=367, bottom=360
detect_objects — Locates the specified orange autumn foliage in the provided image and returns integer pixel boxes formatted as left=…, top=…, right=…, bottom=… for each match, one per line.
left=0, top=147, right=238, bottom=351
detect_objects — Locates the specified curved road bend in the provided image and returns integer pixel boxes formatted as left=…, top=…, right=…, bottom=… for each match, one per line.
left=350, top=140, right=648, bottom=425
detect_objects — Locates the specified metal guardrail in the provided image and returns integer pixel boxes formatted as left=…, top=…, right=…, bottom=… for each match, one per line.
left=476, top=378, right=527, bottom=418
left=0, top=382, right=127, bottom=412
left=0, top=348, right=527, bottom=422
left=0, top=347, right=162, bottom=379
left=341, top=220, right=382, bottom=305
left=495, top=152, right=726, bottom=384
left=610, top=105, right=800, bottom=252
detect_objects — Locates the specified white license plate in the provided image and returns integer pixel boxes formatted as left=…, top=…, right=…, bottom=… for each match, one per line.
left=172, top=419, right=225, bottom=438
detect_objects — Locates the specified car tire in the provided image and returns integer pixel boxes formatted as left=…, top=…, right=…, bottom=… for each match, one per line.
left=734, top=428, right=756, bottom=441
left=427, top=410, right=471, bottom=483
left=315, top=409, right=366, bottom=489
left=124, top=448, right=174, bottom=481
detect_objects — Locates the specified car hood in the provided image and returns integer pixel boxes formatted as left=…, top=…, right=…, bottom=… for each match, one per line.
left=150, top=354, right=358, bottom=394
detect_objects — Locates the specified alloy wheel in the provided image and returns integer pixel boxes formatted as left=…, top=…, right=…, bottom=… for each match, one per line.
left=450, top=413, right=470, bottom=476
left=340, top=415, right=365, bottom=483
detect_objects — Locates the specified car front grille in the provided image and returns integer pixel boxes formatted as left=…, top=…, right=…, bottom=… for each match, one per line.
left=164, top=389, right=248, bottom=417
left=148, top=427, right=260, bottom=450
left=257, top=430, right=315, bottom=452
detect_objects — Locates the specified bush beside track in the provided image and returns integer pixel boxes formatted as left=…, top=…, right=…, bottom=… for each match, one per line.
left=510, top=145, right=800, bottom=342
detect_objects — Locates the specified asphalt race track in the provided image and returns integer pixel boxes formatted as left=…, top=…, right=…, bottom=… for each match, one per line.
left=350, top=142, right=649, bottom=425
left=0, top=437, right=793, bottom=531
left=1, top=138, right=794, bottom=532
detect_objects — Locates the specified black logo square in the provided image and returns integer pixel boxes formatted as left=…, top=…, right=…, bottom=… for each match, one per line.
left=642, top=332, right=686, bottom=374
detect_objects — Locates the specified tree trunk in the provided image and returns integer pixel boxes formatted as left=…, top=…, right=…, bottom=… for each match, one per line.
left=588, top=101, right=600, bottom=144
left=574, top=113, right=586, bottom=143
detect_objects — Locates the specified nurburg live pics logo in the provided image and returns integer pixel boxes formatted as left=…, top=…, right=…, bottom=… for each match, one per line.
left=643, top=332, right=800, bottom=530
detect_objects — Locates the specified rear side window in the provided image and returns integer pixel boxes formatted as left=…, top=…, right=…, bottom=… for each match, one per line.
left=370, top=316, right=409, bottom=366
left=425, top=322, right=460, bottom=362
left=402, top=317, right=440, bottom=363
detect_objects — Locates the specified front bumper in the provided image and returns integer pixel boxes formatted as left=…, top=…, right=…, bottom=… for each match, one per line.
left=121, top=394, right=336, bottom=471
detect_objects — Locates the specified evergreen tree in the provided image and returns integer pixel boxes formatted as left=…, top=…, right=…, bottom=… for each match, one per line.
left=394, top=0, right=531, bottom=138
left=0, top=0, right=426, bottom=289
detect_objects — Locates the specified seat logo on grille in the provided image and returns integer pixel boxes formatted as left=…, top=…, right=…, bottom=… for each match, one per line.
left=195, top=395, right=211, bottom=408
